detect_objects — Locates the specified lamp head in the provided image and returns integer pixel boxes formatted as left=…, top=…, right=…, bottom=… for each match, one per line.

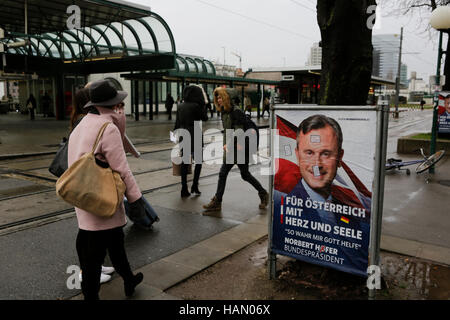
left=430, top=6, right=450, bottom=30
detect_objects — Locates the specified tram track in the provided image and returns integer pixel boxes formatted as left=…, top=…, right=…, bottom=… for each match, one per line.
left=0, top=130, right=270, bottom=200
left=0, top=136, right=271, bottom=231
left=0, top=160, right=268, bottom=232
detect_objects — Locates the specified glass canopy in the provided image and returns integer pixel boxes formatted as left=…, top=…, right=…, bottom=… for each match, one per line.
left=176, top=55, right=216, bottom=75
left=1, top=12, right=175, bottom=60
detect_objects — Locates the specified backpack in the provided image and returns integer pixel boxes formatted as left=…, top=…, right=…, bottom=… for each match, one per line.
left=231, top=108, right=260, bottom=152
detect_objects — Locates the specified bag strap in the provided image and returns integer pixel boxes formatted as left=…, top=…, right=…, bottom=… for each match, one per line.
left=91, top=122, right=111, bottom=153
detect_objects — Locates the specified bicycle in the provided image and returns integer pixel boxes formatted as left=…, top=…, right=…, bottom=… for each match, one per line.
left=385, top=148, right=446, bottom=175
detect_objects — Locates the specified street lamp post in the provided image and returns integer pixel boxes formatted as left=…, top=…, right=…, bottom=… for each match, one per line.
left=429, top=6, right=450, bottom=174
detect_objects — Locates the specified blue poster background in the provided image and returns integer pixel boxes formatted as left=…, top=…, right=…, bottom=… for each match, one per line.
left=438, top=113, right=450, bottom=134
left=272, top=189, right=370, bottom=277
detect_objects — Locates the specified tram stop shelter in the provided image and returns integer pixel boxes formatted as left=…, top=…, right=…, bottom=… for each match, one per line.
left=0, top=0, right=279, bottom=121
left=121, top=55, right=281, bottom=121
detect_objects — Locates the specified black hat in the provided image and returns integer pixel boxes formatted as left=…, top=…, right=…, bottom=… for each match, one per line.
left=83, top=80, right=127, bottom=108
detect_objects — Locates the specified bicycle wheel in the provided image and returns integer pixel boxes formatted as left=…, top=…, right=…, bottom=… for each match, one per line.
left=415, top=150, right=446, bottom=173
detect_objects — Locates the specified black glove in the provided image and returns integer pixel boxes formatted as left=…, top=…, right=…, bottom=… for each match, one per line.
left=128, top=197, right=146, bottom=219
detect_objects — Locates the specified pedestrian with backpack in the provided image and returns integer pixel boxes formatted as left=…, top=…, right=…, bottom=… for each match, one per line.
left=203, top=87, right=268, bottom=212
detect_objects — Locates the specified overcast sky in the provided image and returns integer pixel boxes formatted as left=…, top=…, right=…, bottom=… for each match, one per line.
left=129, top=0, right=445, bottom=82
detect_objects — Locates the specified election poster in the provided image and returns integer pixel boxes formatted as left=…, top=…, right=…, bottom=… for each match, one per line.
left=438, top=92, right=450, bottom=135
left=271, top=109, right=377, bottom=277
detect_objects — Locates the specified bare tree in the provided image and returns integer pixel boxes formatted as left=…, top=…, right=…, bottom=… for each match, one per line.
left=317, top=0, right=376, bottom=105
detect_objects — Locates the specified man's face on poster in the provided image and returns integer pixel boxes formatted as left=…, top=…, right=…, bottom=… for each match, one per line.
left=295, top=125, right=344, bottom=198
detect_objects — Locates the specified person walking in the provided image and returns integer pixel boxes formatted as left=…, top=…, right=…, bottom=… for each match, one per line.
left=68, top=80, right=144, bottom=300
left=69, top=86, right=116, bottom=285
left=42, top=92, right=51, bottom=117
left=261, top=96, right=270, bottom=118
left=165, top=93, right=175, bottom=120
left=26, top=94, right=36, bottom=120
left=206, top=94, right=214, bottom=119
left=174, top=85, right=209, bottom=197
left=244, top=94, right=252, bottom=117
left=203, top=87, right=268, bottom=212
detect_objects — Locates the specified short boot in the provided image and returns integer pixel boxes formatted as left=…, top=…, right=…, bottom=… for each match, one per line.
left=124, top=272, right=144, bottom=297
left=258, top=190, right=269, bottom=209
left=181, top=187, right=191, bottom=198
left=203, top=196, right=222, bottom=211
left=191, top=184, right=201, bottom=195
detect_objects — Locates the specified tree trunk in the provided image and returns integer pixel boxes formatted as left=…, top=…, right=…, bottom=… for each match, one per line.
left=443, top=31, right=450, bottom=91
left=317, top=0, right=376, bottom=105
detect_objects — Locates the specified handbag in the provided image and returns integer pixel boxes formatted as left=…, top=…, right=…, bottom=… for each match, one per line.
left=56, top=122, right=126, bottom=218
left=49, top=118, right=82, bottom=178
left=49, top=140, right=68, bottom=177
left=172, top=161, right=192, bottom=176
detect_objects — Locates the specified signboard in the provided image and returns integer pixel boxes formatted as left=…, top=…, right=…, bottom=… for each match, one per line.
left=282, top=75, right=295, bottom=81
left=270, top=108, right=379, bottom=277
left=438, top=92, right=450, bottom=134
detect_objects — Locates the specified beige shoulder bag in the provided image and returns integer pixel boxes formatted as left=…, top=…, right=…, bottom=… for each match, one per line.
left=56, top=122, right=126, bottom=218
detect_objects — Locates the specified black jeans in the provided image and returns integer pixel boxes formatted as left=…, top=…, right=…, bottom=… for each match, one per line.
left=215, top=163, right=265, bottom=202
left=76, top=227, right=134, bottom=300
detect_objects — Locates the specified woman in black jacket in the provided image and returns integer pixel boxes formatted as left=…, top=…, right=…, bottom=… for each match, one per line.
left=174, top=85, right=209, bottom=197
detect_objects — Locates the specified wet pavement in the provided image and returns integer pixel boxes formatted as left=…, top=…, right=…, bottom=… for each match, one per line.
left=167, top=237, right=450, bottom=300
left=0, top=108, right=449, bottom=300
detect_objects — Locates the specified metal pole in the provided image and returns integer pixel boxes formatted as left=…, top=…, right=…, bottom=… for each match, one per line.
left=155, top=81, right=159, bottom=115
left=268, top=104, right=277, bottom=280
left=429, top=30, right=444, bottom=174
left=149, top=81, right=153, bottom=120
left=257, top=84, right=261, bottom=119
left=24, top=0, right=28, bottom=34
left=134, top=80, right=139, bottom=121
left=143, top=81, right=147, bottom=117
left=368, top=105, right=387, bottom=300
left=394, top=27, right=403, bottom=119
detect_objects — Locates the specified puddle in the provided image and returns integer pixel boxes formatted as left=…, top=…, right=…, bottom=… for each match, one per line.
left=276, top=251, right=450, bottom=299
left=381, top=252, right=450, bottom=300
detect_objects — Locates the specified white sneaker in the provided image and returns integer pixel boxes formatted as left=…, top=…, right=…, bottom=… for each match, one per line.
left=100, top=273, right=112, bottom=284
left=101, top=266, right=115, bottom=275
left=79, top=271, right=112, bottom=284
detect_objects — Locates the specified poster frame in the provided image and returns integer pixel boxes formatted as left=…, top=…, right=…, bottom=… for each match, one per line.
left=267, top=104, right=389, bottom=299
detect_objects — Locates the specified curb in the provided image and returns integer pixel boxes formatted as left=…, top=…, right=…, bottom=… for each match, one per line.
left=69, top=213, right=450, bottom=300
left=70, top=214, right=268, bottom=300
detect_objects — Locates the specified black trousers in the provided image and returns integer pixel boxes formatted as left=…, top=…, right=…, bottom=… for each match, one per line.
left=215, top=163, right=265, bottom=202
left=181, top=163, right=202, bottom=189
left=76, top=227, right=134, bottom=300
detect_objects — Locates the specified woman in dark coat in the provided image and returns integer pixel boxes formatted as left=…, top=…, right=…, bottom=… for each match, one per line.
left=174, top=85, right=208, bottom=197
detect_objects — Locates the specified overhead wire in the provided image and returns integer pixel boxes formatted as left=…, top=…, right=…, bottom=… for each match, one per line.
left=191, top=0, right=317, bottom=41
left=289, top=0, right=315, bottom=12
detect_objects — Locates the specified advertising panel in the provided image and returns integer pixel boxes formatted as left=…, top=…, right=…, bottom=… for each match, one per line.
left=271, top=109, right=377, bottom=277
left=438, top=92, right=450, bottom=134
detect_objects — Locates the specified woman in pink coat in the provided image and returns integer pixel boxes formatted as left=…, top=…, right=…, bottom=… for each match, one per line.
left=68, top=80, right=144, bottom=300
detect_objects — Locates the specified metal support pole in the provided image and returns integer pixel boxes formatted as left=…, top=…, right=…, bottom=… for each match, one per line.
left=368, top=104, right=389, bottom=300
left=394, top=27, right=403, bottom=119
left=143, top=81, right=147, bottom=117
left=268, top=105, right=277, bottom=280
left=134, top=80, right=139, bottom=121
left=257, top=84, right=261, bottom=119
left=430, top=30, right=444, bottom=174
left=52, top=77, right=56, bottom=117
left=241, top=86, right=245, bottom=111
left=155, top=81, right=159, bottom=115
left=149, top=81, right=153, bottom=120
